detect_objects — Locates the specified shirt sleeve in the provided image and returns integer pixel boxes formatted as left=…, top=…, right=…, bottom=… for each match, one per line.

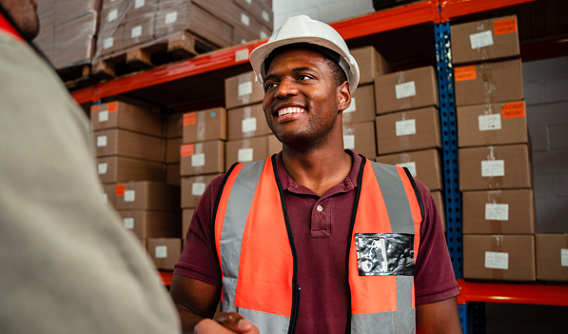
left=413, top=180, right=460, bottom=305
left=174, top=175, right=225, bottom=288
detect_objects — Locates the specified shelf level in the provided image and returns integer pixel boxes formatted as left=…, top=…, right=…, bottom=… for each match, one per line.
left=457, top=279, right=568, bottom=307
left=440, top=0, right=538, bottom=21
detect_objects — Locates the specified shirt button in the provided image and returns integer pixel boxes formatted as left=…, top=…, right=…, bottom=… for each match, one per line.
left=317, top=205, right=323, bottom=212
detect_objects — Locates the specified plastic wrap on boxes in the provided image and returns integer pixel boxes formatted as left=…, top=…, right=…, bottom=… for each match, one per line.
left=35, top=0, right=101, bottom=70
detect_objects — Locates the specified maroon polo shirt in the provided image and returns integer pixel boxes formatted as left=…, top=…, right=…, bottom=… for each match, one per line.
left=175, top=150, right=459, bottom=334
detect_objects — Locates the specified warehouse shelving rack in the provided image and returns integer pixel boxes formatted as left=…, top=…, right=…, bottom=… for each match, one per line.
left=73, top=1, right=568, bottom=332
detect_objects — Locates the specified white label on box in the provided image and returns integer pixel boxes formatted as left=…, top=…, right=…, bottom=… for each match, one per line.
left=478, top=114, right=502, bottom=131
left=238, top=81, right=253, bottom=96
left=485, top=251, right=509, bottom=270
left=98, top=110, right=109, bottom=122
left=96, top=136, right=108, bottom=147
left=165, top=12, right=178, bottom=24
left=470, top=30, right=494, bottom=49
left=561, top=249, right=568, bottom=267
left=262, top=11, right=270, bottom=22
left=395, top=81, right=416, bottom=99
left=343, top=135, right=355, bottom=149
left=245, top=0, right=252, bottom=4
left=191, top=153, right=205, bottom=167
left=135, top=0, right=145, bottom=9
left=238, top=148, right=254, bottom=162
left=104, top=37, right=114, bottom=49
left=235, top=49, right=249, bottom=62
left=344, top=98, right=356, bottom=113
left=131, top=26, right=142, bottom=38
left=124, top=190, right=135, bottom=202
left=102, top=193, right=108, bottom=204
left=108, top=9, right=118, bottom=22
left=481, top=160, right=505, bottom=177
left=124, top=218, right=134, bottom=229
left=155, top=246, right=168, bottom=258
left=485, top=203, right=509, bottom=221
left=241, top=39, right=247, bottom=44
left=241, top=14, right=250, bottom=27
left=242, top=118, right=257, bottom=133
left=98, top=163, right=108, bottom=175
left=396, top=162, right=417, bottom=177
left=192, top=182, right=206, bottom=196
left=260, top=31, right=268, bottom=39
left=396, top=119, right=416, bottom=136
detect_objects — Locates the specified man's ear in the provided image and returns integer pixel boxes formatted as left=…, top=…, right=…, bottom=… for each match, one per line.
left=337, top=81, right=352, bottom=113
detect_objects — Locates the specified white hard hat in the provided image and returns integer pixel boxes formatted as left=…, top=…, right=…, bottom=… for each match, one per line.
left=249, top=15, right=360, bottom=92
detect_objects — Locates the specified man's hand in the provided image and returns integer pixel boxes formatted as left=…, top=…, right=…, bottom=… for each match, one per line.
left=194, top=313, right=259, bottom=334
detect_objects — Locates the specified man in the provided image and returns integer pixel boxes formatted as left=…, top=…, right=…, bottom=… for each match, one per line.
left=171, top=15, right=462, bottom=334
left=0, top=1, right=180, bottom=332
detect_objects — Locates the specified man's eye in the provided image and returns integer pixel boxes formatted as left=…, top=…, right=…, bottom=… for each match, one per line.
left=298, top=75, right=310, bottom=81
left=265, top=82, right=277, bottom=90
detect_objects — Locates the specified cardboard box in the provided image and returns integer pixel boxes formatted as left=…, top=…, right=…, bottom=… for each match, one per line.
left=123, top=13, right=155, bottom=48
left=374, top=66, right=439, bottom=115
left=234, top=0, right=273, bottom=30
left=375, top=107, right=441, bottom=155
left=268, top=134, right=282, bottom=156
left=91, top=101, right=162, bottom=136
left=125, top=0, right=158, bottom=22
left=182, top=209, right=195, bottom=239
left=457, top=101, right=528, bottom=147
left=431, top=190, right=446, bottom=232
left=165, top=113, right=183, bottom=138
left=97, top=23, right=125, bottom=56
left=451, top=16, right=520, bottom=65
left=147, top=238, right=182, bottom=270
left=342, top=122, right=377, bottom=158
left=342, top=84, right=376, bottom=125
left=225, top=71, right=264, bottom=109
left=165, top=138, right=182, bottom=163
left=181, top=174, right=221, bottom=209
left=118, top=210, right=182, bottom=239
left=463, top=234, right=536, bottom=281
left=115, top=181, right=180, bottom=211
left=350, top=46, right=391, bottom=85
left=536, top=234, right=568, bottom=281
left=462, top=189, right=535, bottom=234
left=102, top=183, right=116, bottom=208
left=228, top=104, right=271, bottom=140
left=155, top=1, right=233, bottom=47
left=97, top=156, right=164, bottom=184
left=52, top=12, right=97, bottom=69
left=93, top=129, right=164, bottom=162
left=180, top=140, right=225, bottom=176
left=182, top=108, right=227, bottom=143
left=376, top=149, right=442, bottom=191
left=454, top=58, right=524, bottom=106
left=458, top=144, right=531, bottom=191
left=225, top=136, right=275, bottom=171
left=166, top=163, right=181, bottom=186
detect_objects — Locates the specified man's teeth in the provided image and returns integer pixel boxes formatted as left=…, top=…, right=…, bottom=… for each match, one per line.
left=278, top=107, right=304, bottom=117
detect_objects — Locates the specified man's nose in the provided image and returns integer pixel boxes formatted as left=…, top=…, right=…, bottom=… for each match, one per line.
left=275, top=78, right=299, bottom=99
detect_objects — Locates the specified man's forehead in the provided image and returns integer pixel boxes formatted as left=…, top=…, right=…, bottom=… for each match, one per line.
left=266, top=48, right=328, bottom=72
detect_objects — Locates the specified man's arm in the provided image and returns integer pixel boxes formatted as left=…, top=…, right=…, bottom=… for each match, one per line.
left=416, top=297, right=462, bottom=334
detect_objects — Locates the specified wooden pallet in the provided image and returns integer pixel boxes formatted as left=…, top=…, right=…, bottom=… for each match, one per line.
left=56, top=63, right=99, bottom=90
left=92, top=31, right=217, bottom=80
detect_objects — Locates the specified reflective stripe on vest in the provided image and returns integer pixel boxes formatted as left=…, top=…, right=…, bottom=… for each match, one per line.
left=214, top=156, right=423, bottom=334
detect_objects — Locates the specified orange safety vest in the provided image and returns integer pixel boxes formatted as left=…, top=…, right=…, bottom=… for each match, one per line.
left=213, top=155, right=423, bottom=334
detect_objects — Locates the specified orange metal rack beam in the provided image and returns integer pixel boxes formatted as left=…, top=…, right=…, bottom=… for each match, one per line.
left=457, top=278, right=568, bottom=307
left=159, top=271, right=173, bottom=287
left=440, top=0, right=538, bottom=21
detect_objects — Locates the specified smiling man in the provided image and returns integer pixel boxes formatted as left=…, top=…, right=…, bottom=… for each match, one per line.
left=171, top=15, right=462, bottom=334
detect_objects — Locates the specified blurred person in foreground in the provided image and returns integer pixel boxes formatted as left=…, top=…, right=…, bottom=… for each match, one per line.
left=0, top=1, right=181, bottom=332
left=170, top=15, right=462, bottom=334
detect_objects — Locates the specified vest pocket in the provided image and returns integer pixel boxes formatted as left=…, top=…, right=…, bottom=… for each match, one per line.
left=355, top=233, right=414, bottom=276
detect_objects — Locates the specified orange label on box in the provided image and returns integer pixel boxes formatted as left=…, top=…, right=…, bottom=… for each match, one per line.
left=91, top=105, right=100, bottom=111
left=502, top=101, right=525, bottom=118
left=183, top=113, right=196, bottom=126
left=108, top=102, right=118, bottom=113
left=181, top=144, right=194, bottom=157
left=494, top=18, right=517, bottom=35
left=455, top=65, right=477, bottom=82
left=115, top=184, right=126, bottom=196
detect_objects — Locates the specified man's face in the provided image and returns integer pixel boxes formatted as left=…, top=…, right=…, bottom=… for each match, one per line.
left=1, top=0, right=39, bottom=41
left=261, top=48, right=350, bottom=147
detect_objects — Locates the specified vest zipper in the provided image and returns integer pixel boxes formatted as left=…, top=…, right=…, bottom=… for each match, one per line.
left=345, top=156, right=367, bottom=334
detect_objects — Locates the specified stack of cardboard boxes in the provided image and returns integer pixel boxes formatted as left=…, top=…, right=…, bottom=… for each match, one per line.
left=373, top=65, right=444, bottom=227
left=92, top=101, right=182, bottom=270
left=35, top=0, right=100, bottom=70
left=452, top=16, right=538, bottom=281
left=97, top=0, right=273, bottom=58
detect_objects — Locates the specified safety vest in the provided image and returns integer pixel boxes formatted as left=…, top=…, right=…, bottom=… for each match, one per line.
left=213, top=155, right=424, bottom=334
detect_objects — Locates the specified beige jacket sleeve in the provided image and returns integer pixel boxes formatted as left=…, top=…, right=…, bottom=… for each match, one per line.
left=0, top=32, right=181, bottom=334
